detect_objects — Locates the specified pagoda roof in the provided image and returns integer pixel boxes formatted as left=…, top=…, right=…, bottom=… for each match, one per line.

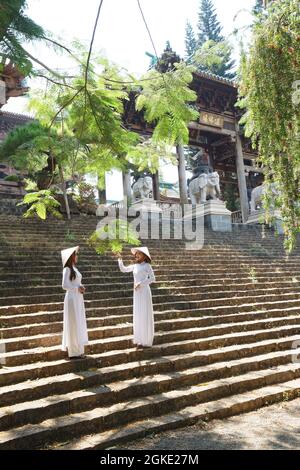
left=0, top=111, right=34, bottom=141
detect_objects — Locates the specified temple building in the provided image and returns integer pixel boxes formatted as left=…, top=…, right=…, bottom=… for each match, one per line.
left=123, top=70, right=263, bottom=224
left=0, top=63, right=264, bottom=224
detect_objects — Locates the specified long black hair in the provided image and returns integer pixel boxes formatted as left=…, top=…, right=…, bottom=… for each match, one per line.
left=65, top=253, right=77, bottom=281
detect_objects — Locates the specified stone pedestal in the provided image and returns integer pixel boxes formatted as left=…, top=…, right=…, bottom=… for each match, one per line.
left=129, top=198, right=162, bottom=220
left=184, top=199, right=232, bottom=232
left=246, top=209, right=284, bottom=234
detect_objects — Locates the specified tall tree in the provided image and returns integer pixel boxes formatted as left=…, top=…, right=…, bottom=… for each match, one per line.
left=238, top=0, right=300, bottom=251
left=195, top=0, right=235, bottom=79
left=252, top=0, right=264, bottom=15
left=194, top=39, right=236, bottom=80
left=185, top=21, right=197, bottom=64
left=197, top=0, right=224, bottom=45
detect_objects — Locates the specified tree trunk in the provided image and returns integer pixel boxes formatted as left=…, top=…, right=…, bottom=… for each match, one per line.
left=58, top=165, right=71, bottom=220
left=98, top=188, right=106, bottom=204
left=152, top=171, right=160, bottom=201
left=176, top=144, right=188, bottom=206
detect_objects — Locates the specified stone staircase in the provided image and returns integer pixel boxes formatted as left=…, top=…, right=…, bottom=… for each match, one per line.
left=0, top=214, right=300, bottom=450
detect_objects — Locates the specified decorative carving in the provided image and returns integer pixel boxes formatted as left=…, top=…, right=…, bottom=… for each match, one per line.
left=132, top=176, right=153, bottom=201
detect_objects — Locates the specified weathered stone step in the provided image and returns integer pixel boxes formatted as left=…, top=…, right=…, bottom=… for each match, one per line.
left=2, top=277, right=300, bottom=299
left=2, top=257, right=299, bottom=270
left=2, top=283, right=300, bottom=308
left=1, top=349, right=300, bottom=432
left=1, top=363, right=300, bottom=449
left=1, top=341, right=299, bottom=410
left=2, top=304, right=300, bottom=338
left=53, top=377, right=300, bottom=450
left=0, top=241, right=295, bottom=257
left=1, top=323, right=300, bottom=367
left=0, top=268, right=297, bottom=286
left=2, top=314, right=300, bottom=353
left=0, top=246, right=291, bottom=257
left=1, top=334, right=299, bottom=388
left=3, top=277, right=300, bottom=298
left=0, top=273, right=297, bottom=295
left=2, top=290, right=300, bottom=316
left=0, top=246, right=293, bottom=256
left=2, top=264, right=299, bottom=282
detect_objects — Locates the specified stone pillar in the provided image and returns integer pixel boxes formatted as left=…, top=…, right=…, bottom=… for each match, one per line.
left=122, top=170, right=132, bottom=201
left=176, top=144, right=188, bottom=205
left=235, top=126, right=249, bottom=223
left=152, top=171, right=160, bottom=201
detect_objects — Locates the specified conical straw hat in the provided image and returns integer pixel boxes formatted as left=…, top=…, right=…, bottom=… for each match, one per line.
left=131, top=246, right=151, bottom=261
left=61, top=246, right=79, bottom=267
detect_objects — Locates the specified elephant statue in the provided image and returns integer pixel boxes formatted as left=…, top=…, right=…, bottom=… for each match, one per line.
left=132, top=176, right=153, bottom=201
left=250, top=183, right=279, bottom=213
left=188, top=171, right=221, bottom=205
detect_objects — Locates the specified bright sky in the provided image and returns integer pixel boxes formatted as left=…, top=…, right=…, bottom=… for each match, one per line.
left=3, top=0, right=255, bottom=201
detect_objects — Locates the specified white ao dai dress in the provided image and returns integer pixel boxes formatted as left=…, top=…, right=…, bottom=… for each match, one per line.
left=118, top=259, right=155, bottom=346
left=61, top=266, right=89, bottom=357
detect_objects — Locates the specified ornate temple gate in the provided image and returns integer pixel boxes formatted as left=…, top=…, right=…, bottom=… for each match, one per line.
left=123, top=70, right=261, bottom=224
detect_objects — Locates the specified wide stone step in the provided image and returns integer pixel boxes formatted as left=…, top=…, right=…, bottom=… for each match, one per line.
left=2, top=290, right=300, bottom=316
left=1, top=363, right=300, bottom=449
left=52, top=377, right=300, bottom=450
left=1, top=323, right=300, bottom=367
left=1, top=341, right=299, bottom=410
left=2, top=314, right=300, bottom=353
left=2, top=283, right=300, bottom=307
left=2, top=304, right=300, bottom=338
left=0, top=270, right=299, bottom=292
left=1, top=348, right=300, bottom=432
left=2, top=258, right=300, bottom=270
left=0, top=269, right=297, bottom=286
left=1, top=277, right=300, bottom=298
left=1, top=334, right=299, bottom=388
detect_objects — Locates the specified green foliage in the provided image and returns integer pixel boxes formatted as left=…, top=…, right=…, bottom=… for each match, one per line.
left=88, top=219, right=141, bottom=255
left=126, top=138, right=176, bottom=174
left=24, top=178, right=38, bottom=191
left=0, top=0, right=45, bottom=74
left=252, top=0, right=265, bottom=16
left=223, top=184, right=239, bottom=212
left=197, top=0, right=224, bottom=45
left=71, top=181, right=97, bottom=214
left=0, top=121, right=46, bottom=171
left=136, top=62, right=199, bottom=145
left=185, top=21, right=198, bottom=64
left=194, top=39, right=235, bottom=79
left=18, top=189, right=62, bottom=220
left=194, top=0, right=235, bottom=78
left=237, top=0, right=300, bottom=252
left=3, top=174, right=21, bottom=182
left=65, top=229, right=76, bottom=242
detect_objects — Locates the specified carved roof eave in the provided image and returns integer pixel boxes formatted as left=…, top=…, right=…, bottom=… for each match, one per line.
left=193, top=70, right=238, bottom=89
